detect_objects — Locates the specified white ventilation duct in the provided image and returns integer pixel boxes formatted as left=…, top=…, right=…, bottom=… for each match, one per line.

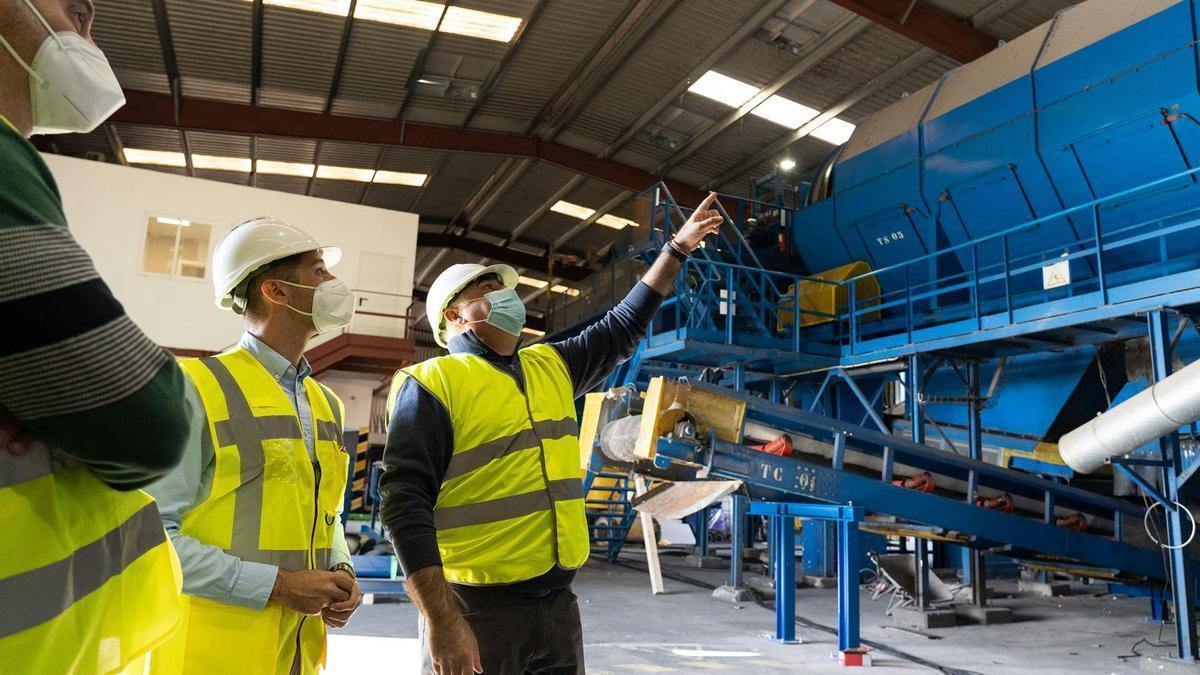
left=1059, top=358, right=1200, bottom=473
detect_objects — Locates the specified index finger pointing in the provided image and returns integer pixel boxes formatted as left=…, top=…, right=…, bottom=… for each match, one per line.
left=698, top=191, right=718, bottom=210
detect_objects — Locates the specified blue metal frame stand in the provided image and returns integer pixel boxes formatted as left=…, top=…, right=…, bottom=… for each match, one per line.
left=751, top=501, right=863, bottom=654
left=730, top=494, right=748, bottom=590
left=1148, top=310, right=1198, bottom=660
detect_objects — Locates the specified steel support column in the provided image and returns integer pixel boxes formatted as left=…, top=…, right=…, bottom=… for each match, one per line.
left=772, top=514, right=798, bottom=643
left=967, top=360, right=987, bottom=606
left=908, top=354, right=930, bottom=609
left=838, top=517, right=861, bottom=653
left=1148, top=309, right=1198, bottom=660
left=730, top=493, right=748, bottom=590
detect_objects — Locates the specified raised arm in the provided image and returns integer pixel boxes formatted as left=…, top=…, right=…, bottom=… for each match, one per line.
left=550, top=192, right=724, bottom=396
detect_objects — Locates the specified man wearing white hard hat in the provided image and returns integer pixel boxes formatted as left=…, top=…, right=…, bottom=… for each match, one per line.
left=382, top=194, right=724, bottom=675
left=146, top=217, right=362, bottom=674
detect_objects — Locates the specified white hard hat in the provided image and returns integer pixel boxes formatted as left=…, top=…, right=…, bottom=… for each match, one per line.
left=211, top=216, right=342, bottom=312
left=427, top=263, right=519, bottom=347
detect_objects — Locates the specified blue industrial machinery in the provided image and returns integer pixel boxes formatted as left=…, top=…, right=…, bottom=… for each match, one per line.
left=559, top=0, right=1200, bottom=664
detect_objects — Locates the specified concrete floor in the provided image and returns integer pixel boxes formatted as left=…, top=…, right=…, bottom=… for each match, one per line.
left=336, top=552, right=1195, bottom=674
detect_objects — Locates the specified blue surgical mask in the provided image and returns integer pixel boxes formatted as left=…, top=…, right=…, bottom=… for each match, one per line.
left=459, top=287, right=526, bottom=337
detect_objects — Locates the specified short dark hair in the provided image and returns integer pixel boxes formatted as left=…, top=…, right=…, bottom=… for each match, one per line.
left=240, top=252, right=306, bottom=318
left=447, top=273, right=502, bottom=309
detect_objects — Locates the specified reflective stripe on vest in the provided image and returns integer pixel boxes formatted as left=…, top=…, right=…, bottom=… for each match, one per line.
left=159, top=348, right=349, bottom=675
left=0, top=447, right=183, bottom=674
left=393, top=343, right=588, bottom=585
left=190, top=354, right=344, bottom=569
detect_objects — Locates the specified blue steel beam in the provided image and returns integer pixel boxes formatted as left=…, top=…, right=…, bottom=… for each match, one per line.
left=656, top=436, right=1175, bottom=582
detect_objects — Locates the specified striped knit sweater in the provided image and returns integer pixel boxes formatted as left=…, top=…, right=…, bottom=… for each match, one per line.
left=0, top=120, right=189, bottom=490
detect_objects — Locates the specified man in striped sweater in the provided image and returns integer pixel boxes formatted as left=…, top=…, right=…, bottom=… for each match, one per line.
left=0, top=1, right=192, bottom=672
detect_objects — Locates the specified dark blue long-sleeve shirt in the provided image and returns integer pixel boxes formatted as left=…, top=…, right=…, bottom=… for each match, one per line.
left=380, top=282, right=664, bottom=591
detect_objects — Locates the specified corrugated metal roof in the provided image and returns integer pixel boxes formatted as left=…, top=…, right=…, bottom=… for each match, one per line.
left=364, top=184, right=422, bottom=211
left=565, top=0, right=760, bottom=148
left=416, top=152, right=508, bottom=219
left=186, top=131, right=252, bottom=158
left=519, top=177, right=627, bottom=246
left=195, top=169, right=251, bottom=187
left=254, top=174, right=309, bottom=194
left=256, top=136, right=317, bottom=163
left=468, top=0, right=628, bottom=130
left=312, top=179, right=368, bottom=204
left=379, top=146, right=444, bottom=173
left=49, top=128, right=115, bottom=160
left=484, top=161, right=577, bottom=231
left=52, top=0, right=1089, bottom=289
left=330, top=22, right=427, bottom=118
left=316, top=141, right=381, bottom=169
left=259, top=6, right=343, bottom=111
left=670, top=114, right=787, bottom=183
left=93, top=0, right=170, bottom=94
left=166, top=0, right=253, bottom=103
left=986, top=0, right=1076, bottom=41
left=117, top=124, right=184, bottom=152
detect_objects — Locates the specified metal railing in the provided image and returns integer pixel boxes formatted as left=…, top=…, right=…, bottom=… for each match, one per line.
left=625, top=167, right=1200, bottom=355
left=838, top=164, right=1200, bottom=354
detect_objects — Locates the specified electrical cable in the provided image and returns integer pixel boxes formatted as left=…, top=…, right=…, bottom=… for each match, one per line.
left=607, top=556, right=984, bottom=675
left=1143, top=499, right=1197, bottom=550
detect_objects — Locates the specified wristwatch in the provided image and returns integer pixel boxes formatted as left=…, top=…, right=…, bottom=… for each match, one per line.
left=331, top=562, right=356, bottom=580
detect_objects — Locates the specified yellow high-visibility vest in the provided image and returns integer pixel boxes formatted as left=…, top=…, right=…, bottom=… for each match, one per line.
left=150, top=348, right=348, bottom=675
left=389, top=343, right=588, bottom=585
left=0, top=448, right=184, bottom=674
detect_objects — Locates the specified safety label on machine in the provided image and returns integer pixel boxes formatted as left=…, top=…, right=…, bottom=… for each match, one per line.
left=1042, top=255, right=1071, bottom=290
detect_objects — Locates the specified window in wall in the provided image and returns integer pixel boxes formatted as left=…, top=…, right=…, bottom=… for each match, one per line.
left=141, top=216, right=212, bottom=279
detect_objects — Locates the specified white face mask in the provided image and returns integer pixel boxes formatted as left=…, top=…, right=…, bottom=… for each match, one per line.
left=0, top=0, right=126, bottom=135
left=274, top=278, right=356, bottom=334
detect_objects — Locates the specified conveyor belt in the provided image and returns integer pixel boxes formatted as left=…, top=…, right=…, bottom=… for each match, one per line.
left=649, top=381, right=1195, bottom=584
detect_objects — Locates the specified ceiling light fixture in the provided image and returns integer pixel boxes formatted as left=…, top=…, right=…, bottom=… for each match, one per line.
left=123, top=148, right=187, bottom=167
left=550, top=200, right=595, bottom=220
left=517, top=275, right=548, bottom=289
left=261, top=0, right=349, bottom=15
left=192, top=154, right=253, bottom=172
left=247, top=0, right=522, bottom=42
left=779, top=158, right=796, bottom=171
left=354, top=0, right=443, bottom=29
left=373, top=170, right=428, bottom=186
left=811, top=118, right=856, bottom=145
left=440, top=5, right=522, bottom=42
left=255, top=159, right=317, bottom=178
left=688, top=71, right=759, bottom=107
left=316, top=165, right=377, bottom=182
left=596, top=214, right=637, bottom=230
left=752, top=95, right=818, bottom=129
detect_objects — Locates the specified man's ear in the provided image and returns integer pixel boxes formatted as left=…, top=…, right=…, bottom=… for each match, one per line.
left=260, top=279, right=287, bottom=307
left=443, top=307, right=461, bottom=327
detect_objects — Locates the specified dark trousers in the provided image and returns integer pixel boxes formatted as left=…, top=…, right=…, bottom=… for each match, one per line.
left=420, top=584, right=585, bottom=674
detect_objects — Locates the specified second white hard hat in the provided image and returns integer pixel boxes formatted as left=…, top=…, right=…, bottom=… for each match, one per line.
left=427, top=262, right=519, bottom=347
left=211, top=216, right=342, bottom=312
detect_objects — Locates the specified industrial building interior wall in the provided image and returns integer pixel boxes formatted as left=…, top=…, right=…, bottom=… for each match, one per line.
left=42, top=153, right=419, bottom=354
left=317, top=371, right=384, bottom=432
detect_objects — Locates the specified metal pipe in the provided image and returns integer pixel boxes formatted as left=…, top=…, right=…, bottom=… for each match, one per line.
left=1059, top=356, right=1200, bottom=473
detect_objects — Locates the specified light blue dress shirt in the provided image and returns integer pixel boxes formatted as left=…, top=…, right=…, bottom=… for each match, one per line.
left=146, top=333, right=352, bottom=609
